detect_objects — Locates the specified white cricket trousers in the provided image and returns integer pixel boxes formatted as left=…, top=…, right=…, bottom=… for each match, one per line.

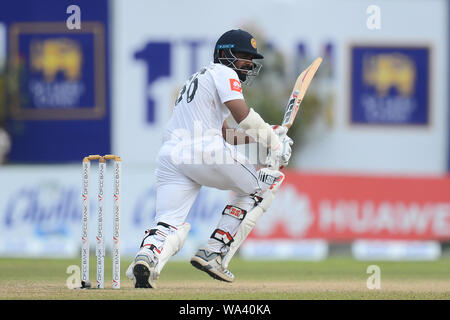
left=154, top=136, right=262, bottom=227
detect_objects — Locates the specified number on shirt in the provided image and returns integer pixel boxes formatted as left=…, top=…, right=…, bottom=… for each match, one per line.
left=175, top=68, right=207, bottom=106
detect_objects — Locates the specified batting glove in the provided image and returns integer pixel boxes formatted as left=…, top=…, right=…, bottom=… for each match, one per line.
left=265, top=125, right=294, bottom=169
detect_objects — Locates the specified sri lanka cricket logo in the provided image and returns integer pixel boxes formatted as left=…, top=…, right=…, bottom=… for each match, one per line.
left=8, top=22, right=106, bottom=120
left=351, top=46, right=429, bottom=125
left=363, top=53, right=415, bottom=98
left=30, top=38, right=82, bottom=82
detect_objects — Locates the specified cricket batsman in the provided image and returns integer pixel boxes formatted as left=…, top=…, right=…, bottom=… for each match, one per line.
left=126, top=29, right=293, bottom=288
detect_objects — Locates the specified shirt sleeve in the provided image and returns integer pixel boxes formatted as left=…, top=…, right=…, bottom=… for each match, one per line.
left=211, top=65, right=245, bottom=104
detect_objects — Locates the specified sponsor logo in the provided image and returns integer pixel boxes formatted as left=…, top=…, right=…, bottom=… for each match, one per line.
left=318, top=200, right=450, bottom=238
left=27, top=38, right=86, bottom=109
left=4, top=183, right=80, bottom=230
left=351, top=46, right=429, bottom=125
left=249, top=173, right=450, bottom=240
left=8, top=22, right=107, bottom=123
left=363, top=53, right=415, bottom=98
left=252, top=186, right=314, bottom=238
left=223, top=205, right=246, bottom=220
left=31, top=38, right=82, bottom=82
left=229, top=78, right=242, bottom=92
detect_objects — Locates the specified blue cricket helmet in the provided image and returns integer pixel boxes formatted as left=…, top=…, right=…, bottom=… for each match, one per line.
left=213, top=29, right=264, bottom=62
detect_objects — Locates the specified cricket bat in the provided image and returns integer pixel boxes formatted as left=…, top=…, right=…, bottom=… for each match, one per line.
left=222, top=57, right=323, bottom=270
left=282, top=56, right=323, bottom=130
left=267, top=56, right=323, bottom=169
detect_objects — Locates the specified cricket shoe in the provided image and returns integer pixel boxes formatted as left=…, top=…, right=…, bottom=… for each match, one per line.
left=132, top=249, right=159, bottom=288
left=190, top=248, right=235, bottom=282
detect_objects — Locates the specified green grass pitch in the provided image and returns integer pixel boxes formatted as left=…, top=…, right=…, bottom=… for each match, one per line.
left=0, top=257, right=449, bottom=300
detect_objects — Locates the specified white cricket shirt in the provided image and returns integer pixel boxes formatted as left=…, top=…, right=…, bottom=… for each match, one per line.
left=163, top=62, right=244, bottom=143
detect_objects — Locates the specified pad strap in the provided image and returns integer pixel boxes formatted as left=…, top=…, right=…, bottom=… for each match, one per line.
left=157, top=221, right=178, bottom=230
left=143, top=243, right=161, bottom=254
left=210, top=229, right=234, bottom=246
left=140, top=221, right=176, bottom=248
left=140, top=229, right=157, bottom=248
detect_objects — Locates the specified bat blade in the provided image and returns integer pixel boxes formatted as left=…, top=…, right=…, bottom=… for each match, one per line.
left=282, top=57, right=322, bottom=129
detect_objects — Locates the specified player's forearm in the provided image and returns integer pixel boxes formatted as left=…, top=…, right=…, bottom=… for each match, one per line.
left=238, top=108, right=280, bottom=150
left=222, top=128, right=254, bottom=145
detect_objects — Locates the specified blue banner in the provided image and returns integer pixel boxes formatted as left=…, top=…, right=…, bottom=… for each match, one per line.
left=0, top=0, right=110, bottom=163
left=350, top=46, right=429, bottom=126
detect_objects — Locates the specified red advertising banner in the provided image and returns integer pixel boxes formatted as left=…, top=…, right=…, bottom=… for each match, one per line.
left=249, top=171, right=450, bottom=241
